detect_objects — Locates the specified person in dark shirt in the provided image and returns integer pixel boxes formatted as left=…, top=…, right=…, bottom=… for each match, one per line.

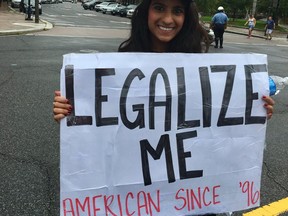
left=265, top=16, right=275, bottom=40
left=211, top=6, right=228, bottom=48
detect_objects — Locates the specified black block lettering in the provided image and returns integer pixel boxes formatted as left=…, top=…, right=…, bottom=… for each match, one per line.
left=140, top=134, right=175, bottom=186
left=199, top=67, right=212, bottom=128
left=176, top=131, right=203, bottom=179
left=211, top=65, right=244, bottom=126
left=120, top=69, right=145, bottom=129
left=149, top=68, right=172, bottom=131
left=244, top=64, right=267, bottom=124
left=177, top=67, right=200, bottom=129
left=95, top=68, right=118, bottom=126
left=65, top=65, right=92, bottom=126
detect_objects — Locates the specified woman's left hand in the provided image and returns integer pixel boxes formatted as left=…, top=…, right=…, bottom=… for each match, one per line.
left=262, top=96, right=275, bottom=119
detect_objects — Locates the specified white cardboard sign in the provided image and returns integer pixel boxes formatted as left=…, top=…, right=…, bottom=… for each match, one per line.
left=60, top=53, right=269, bottom=216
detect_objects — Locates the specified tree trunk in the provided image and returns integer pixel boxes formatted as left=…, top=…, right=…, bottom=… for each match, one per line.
left=252, top=0, right=257, bottom=16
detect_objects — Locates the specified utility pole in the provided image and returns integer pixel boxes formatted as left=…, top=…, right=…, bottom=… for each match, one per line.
left=272, top=0, right=280, bottom=26
left=252, top=0, right=257, bottom=16
left=35, top=0, right=39, bottom=23
left=275, top=0, right=280, bottom=26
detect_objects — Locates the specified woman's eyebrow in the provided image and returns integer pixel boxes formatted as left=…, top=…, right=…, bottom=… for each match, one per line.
left=151, top=1, right=164, bottom=6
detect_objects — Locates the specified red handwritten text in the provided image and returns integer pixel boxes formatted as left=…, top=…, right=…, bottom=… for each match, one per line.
left=174, top=185, right=221, bottom=211
left=239, top=181, right=260, bottom=207
left=63, top=190, right=160, bottom=216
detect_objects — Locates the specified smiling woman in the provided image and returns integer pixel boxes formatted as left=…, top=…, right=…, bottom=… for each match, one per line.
left=118, top=0, right=209, bottom=52
left=147, top=0, right=185, bottom=52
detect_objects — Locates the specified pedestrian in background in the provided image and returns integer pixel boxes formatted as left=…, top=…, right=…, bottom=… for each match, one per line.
left=244, top=14, right=256, bottom=38
left=211, top=6, right=228, bottom=48
left=265, top=16, right=275, bottom=40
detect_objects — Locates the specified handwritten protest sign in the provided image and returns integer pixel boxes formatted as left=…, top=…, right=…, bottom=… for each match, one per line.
left=60, top=53, right=269, bottom=216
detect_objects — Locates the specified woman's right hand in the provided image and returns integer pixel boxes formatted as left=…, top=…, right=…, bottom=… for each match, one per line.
left=53, top=91, right=73, bottom=122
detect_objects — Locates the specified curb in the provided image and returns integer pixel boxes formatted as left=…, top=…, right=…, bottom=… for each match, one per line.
left=40, top=19, right=54, bottom=30
left=0, top=6, right=54, bottom=36
left=225, top=29, right=266, bottom=39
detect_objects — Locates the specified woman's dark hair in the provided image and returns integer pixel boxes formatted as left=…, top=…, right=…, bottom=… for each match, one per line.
left=118, top=0, right=209, bottom=53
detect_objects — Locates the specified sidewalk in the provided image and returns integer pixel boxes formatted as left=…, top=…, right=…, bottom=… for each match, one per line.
left=226, top=25, right=288, bottom=40
left=202, top=22, right=288, bottom=40
left=0, top=2, right=53, bottom=36
left=0, top=2, right=287, bottom=39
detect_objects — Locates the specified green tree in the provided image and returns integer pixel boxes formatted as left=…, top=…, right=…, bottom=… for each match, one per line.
left=257, top=0, right=288, bottom=24
left=218, top=0, right=252, bottom=20
left=195, top=0, right=219, bottom=15
left=195, top=0, right=288, bottom=25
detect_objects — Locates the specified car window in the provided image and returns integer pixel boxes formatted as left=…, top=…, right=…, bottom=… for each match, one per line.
left=23, top=0, right=36, bottom=5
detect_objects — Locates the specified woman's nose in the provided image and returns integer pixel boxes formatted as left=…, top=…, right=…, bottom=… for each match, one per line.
left=162, top=11, right=173, bottom=24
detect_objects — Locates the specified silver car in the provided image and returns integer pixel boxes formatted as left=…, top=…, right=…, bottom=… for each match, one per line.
left=95, top=1, right=113, bottom=12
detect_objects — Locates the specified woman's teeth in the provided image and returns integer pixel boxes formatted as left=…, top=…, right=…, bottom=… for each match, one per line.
left=159, top=26, right=173, bottom=31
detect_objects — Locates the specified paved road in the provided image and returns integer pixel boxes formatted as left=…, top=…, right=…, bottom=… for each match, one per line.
left=0, top=2, right=287, bottom=216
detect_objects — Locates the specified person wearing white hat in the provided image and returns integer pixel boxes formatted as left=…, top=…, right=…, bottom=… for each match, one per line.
left=211, top=6, right=229, bottom=48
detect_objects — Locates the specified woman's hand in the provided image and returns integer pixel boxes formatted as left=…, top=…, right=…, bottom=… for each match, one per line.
left=262, top=95, right=275, bottom=119
left=53, top=91, right=73, bottom=122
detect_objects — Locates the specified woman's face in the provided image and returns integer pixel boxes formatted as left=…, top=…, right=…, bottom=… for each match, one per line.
left=148, top=0, right=185, bottom=52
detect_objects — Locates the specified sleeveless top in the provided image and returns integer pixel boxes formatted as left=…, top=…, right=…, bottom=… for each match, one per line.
left=248, top=18, right=255, bottom=27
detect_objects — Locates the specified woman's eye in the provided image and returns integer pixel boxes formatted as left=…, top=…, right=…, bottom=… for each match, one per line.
left=153, top=4, right=164, bottom=11
left=173, top=7, right=184, bottom=15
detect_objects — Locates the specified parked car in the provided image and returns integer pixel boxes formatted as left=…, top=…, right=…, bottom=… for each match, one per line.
left=111, top=4, right=126, bottom=15
left=207, top=28, right=214, bottom=44
left=118, top=4, right=136, bottom=17
left=11, top=0, right=21, bottom=8
left=19, top=0, right=42, bottom=15
left=102, top=3, right=123, bottom=14
left=82, top=0, right=101, bottom=10
left=94, top=1, right=113, bottom=12
left=126, top=7, right=135, bottom=18
left=44, top=0, right=63, bottom=3
left=199, top=20, right=214, bottom=45
left=80, top=0, right=90, bottom=5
